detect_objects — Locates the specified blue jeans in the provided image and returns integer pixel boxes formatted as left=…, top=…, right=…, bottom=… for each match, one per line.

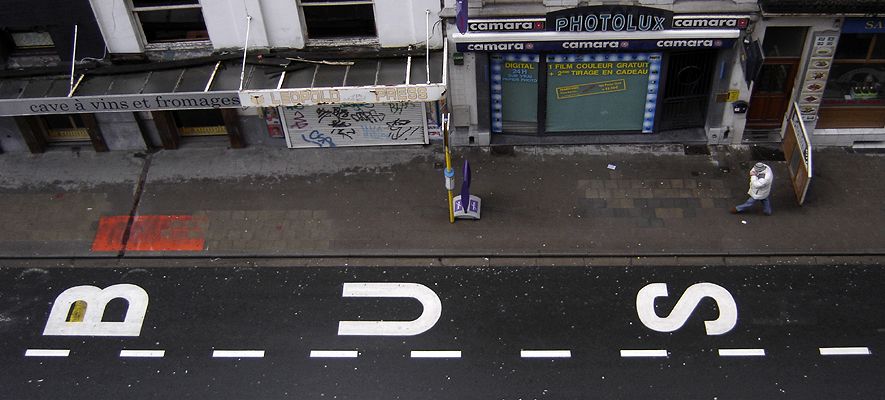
left=736, top=196, right=772, bottom=215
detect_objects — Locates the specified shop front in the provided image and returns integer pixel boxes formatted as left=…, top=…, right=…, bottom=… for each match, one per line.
left=0, top=52, right=448, bottom=153
left=451, top=6, right=749, bottom=145
left=240, top=51, right=447, bottom=149
left=755, top=0, right=885, bottom=147
left=818, top=18, right=885, bottom=130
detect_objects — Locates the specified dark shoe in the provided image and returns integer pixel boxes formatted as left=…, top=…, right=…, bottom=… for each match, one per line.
left=764, top=212, right=772, bottom=216
left=730, top=207, right=740, bottom=214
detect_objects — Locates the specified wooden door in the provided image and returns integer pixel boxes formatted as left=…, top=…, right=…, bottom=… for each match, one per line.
left=746, top=59, right=800, bottom=129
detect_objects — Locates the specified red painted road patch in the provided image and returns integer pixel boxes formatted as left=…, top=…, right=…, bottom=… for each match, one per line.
left=92, top=215, right=206, bottom=252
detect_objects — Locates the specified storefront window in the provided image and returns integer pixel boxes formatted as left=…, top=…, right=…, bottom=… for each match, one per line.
left=545, top=53, right=660, bottom=133
left=43, top=114, right=90, bottom=142
left=834, top=34, right=875, bottom=59
left=491, top=54, right=538, bottom=134
left=824, top=33, right=885, bottom=104
left=173, top=109, right=226, bottom=136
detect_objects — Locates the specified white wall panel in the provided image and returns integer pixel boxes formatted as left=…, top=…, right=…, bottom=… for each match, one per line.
left=88, top=0, right=144, bottom=53
left=375, top=0, right=443, bottom=49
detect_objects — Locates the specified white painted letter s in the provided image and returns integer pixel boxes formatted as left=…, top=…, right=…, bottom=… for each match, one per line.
left=636, top=282, right=737, bottom=336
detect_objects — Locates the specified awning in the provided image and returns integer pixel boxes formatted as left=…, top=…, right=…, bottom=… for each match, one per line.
left=760, top=0, right=885, bottom=15
left=0, top=62, right=242, bottom=117
left=453, top=29, right=741, bottom=52
left=240, top=51, right=447, bottom=108
left=0, top=51, right=447, bottom=117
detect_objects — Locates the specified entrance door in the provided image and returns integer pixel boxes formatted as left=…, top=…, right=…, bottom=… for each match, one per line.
left=658, top=50, right=717, bottom=131
left=746, top=59, right=800, bottom=128
left=746, top=27, right=807, bottom=129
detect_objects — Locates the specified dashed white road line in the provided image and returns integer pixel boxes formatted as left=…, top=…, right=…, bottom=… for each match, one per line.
left=620, top=349, right=668, bottom=358
left=212, top=350, right=265, bottom=358
left=520, top=350, right=572, bottom=358
left=310, top=350, right=359, bottom=358
left=25, top=349, right=70, bottom=357
left=819, top=347, right=871, bottom=356
left=120, top=350, right=165, bottom=358
left=718, top=348, right=766, bottom=357
left=411, top=350, right=462, bottom=358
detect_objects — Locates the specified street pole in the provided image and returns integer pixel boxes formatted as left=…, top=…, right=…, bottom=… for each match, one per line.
left=443, top=114, right=455, bottom=223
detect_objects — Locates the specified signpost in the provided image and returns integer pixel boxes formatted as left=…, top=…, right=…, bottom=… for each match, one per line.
left=442, top=114, right=455, bottom=223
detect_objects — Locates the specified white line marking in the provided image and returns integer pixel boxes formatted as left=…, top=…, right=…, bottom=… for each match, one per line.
left=25, top=349, right=70, bottom=357
left=120, top=350, right=165, bottom=358
left=310, top=350, right=359, bottom=358
left=520, top=350, right=572, bottom=358
left=410, top=350, right=462, bottom=358
left=212, top=350, right=265, bottom=358
left=819, top=347, right=871, bottom=356
left=620, top=349, right=668, bottom=358
left=718, top=348, right=766, bottom=357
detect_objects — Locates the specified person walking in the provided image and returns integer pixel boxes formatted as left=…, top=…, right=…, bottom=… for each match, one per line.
left=731, top=162, right=773, bottom=216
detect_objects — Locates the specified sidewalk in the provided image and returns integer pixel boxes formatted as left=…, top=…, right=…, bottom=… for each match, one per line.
left=0, top=143, right=883, bottom=258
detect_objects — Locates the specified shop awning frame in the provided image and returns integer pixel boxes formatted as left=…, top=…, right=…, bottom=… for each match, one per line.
left=452, top=29, right=741, bottom=43
left=0, top=46, right=448, bottom=117
left=240, top=43, right=448, bottom=108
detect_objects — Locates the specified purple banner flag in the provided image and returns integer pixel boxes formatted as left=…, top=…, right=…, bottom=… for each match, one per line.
left=455, top=0, right=469, bottom=34
left=460, top=160, right=471, bottom=205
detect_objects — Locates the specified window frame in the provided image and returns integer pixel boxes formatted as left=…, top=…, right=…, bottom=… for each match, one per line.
left=131, top=0, right=211, bottom=49
left=300, top=0, right=378, bottom=43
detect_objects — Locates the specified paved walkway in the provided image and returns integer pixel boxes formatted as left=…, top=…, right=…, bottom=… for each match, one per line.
left=0, top=144, right=882, bottom=258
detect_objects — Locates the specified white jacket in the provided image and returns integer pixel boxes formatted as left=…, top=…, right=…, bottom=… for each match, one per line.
left=747, top=164, right=773, bottom=200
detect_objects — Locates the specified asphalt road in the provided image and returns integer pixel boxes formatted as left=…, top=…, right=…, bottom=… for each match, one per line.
left=1, top=264, right=883, bottom=399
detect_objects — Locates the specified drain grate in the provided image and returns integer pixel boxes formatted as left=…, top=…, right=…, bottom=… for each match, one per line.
left=751, top=145, right=785, bottom=161
left=683, top=144, right=711, bottom=155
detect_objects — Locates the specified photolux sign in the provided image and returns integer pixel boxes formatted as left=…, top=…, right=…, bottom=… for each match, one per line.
left=241, top=84, right=446, bottom=108
left=547, top=6, right=673, bottom=32
left=470, top=13, right=749, bottom=33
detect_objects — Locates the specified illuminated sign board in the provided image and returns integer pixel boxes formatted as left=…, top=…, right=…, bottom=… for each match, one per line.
left=456, top=39, right=735, bottom=52
left=468, top=9, right=749, bottom=33
left=547, top=6, right=673, bottom=32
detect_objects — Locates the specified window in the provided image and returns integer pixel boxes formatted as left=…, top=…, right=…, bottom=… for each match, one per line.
left=9, top=31, right=55, bottom=51
left=823, top=33, right=885, bottom=102
left=132, top=0, right=209, bottom=44
left=762, top=27, right=807, bottom=57
left=43, top=114, right=91, bottom=142
left=301, top=0, right=376, bottom=39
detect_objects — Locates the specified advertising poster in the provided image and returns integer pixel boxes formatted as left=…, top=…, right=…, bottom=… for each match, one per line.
left=545, top=53, right=661, bottom=133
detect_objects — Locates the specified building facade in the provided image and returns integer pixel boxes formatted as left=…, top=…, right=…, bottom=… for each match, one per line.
left=3, top=1, right=882, bottom=154
left=754, top=0, right=885, bottom=148
left=443, top=0, right=758, bottom=146
left=0, top=0, right=446, bottom=153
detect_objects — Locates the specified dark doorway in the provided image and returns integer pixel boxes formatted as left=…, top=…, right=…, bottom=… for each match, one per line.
left=658, top=50, right=717, bottom=131
left=747, top=27, right=807, bottom=129
left=746, top=60, right=800, bottom=128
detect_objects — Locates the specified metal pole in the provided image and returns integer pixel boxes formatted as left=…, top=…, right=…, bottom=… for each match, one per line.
left=239, top=15, right=253, bottom=92
left=70, top=24, right=78, bottom=95
left=425, top=9, right=431, bottom=84
left=443, top=114, right=454, bottom=223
